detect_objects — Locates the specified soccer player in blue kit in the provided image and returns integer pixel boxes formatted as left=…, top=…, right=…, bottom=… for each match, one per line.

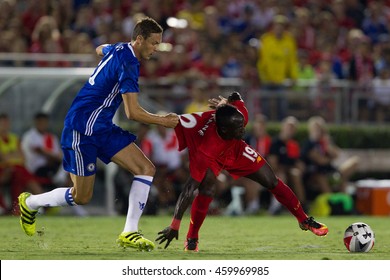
left=18, top=17, right=178, bottom=251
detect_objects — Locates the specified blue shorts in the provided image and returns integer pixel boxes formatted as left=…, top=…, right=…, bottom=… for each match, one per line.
left=61, top=125, right=136, bottom=176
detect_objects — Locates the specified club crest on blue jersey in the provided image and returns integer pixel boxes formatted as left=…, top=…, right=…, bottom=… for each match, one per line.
left=87, top=163, right=96, bottom=172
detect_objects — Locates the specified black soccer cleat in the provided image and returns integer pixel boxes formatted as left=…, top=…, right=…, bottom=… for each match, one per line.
left=184, top=238, right=199, bottom=252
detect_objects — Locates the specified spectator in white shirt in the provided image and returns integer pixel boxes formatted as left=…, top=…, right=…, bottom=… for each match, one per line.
left=21, top=112, right=62, bottom=186
left=21, top=112, right=88, bottom=216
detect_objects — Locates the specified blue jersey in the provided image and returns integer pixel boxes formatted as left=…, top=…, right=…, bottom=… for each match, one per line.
left=64, top=43, right=140, bottom=135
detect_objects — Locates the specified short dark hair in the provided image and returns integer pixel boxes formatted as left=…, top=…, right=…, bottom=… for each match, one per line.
left=34, top=112, right=49, bottom=120
left=215, top=104, right=242, bottom=128
left=132, top=17, right=163, bottom=41
left=0, top=113, right=9, bottom=119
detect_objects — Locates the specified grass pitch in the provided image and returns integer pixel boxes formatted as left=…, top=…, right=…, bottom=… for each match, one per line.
left=0, top=214, right=389, bottom=260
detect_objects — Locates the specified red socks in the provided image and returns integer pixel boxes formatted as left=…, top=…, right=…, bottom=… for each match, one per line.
left=270, top=179, right=308, bottom=223
left=187, top=194, right=213, bottom=239
left=186, top=179, right=307, bottom=239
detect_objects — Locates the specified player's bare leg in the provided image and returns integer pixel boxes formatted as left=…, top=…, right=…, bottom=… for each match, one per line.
left=112, top=143, right=156, bottom=251
left=338, top=155, right=359, bottom=192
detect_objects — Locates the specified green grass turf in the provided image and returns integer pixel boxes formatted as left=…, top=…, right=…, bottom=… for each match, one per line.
left=0, top=214, right=389, bottom=260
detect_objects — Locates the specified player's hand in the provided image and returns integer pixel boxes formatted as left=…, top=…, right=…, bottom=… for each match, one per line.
left=208, top=95, right=228, bottom=109
left=163, top=113, right=179, bottom=128
left=156, top=226, right=179, bottom=249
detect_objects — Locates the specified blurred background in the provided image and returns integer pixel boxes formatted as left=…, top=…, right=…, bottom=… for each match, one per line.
left=0, top=0, right=389, bottom=218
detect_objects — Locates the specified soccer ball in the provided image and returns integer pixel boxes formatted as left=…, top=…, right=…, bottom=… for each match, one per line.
left=343, top=222, right=375, bottom=252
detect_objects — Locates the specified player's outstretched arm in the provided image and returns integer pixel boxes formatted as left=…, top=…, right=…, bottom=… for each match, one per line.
left=156, top=177, right=200, bottom=249
left=122, top=93, right=179, bottom=128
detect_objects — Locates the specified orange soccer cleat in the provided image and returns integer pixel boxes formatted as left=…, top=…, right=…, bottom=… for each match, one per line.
left=299, top=216, right=329, bottom=236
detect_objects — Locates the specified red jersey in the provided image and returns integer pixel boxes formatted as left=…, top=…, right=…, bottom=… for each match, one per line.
left=175, top=100, right=265, bottom=182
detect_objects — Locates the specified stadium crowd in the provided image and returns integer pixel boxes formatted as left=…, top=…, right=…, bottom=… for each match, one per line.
left=0, top=0, right=385, bottom=215
left=1, top=1, right=388, bottom=75
left=1, top=0, right=390, bottom=122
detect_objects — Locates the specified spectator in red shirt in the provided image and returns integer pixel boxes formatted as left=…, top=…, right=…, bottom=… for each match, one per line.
left=190, top=49, right=222, bottom=78
left=29, top=16, right=68, bottom=67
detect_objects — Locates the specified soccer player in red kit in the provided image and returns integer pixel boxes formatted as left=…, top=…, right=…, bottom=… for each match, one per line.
left=156, top=92, right=328, bottom=251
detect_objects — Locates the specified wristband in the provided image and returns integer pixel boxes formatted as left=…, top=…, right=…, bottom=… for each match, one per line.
left=170, top=218, right=181, bottom=230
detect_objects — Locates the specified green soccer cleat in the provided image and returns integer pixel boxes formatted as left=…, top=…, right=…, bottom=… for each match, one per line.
left=117, top=231, right=155, bottom=252
left=18, top=192, right=38, bottom=236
